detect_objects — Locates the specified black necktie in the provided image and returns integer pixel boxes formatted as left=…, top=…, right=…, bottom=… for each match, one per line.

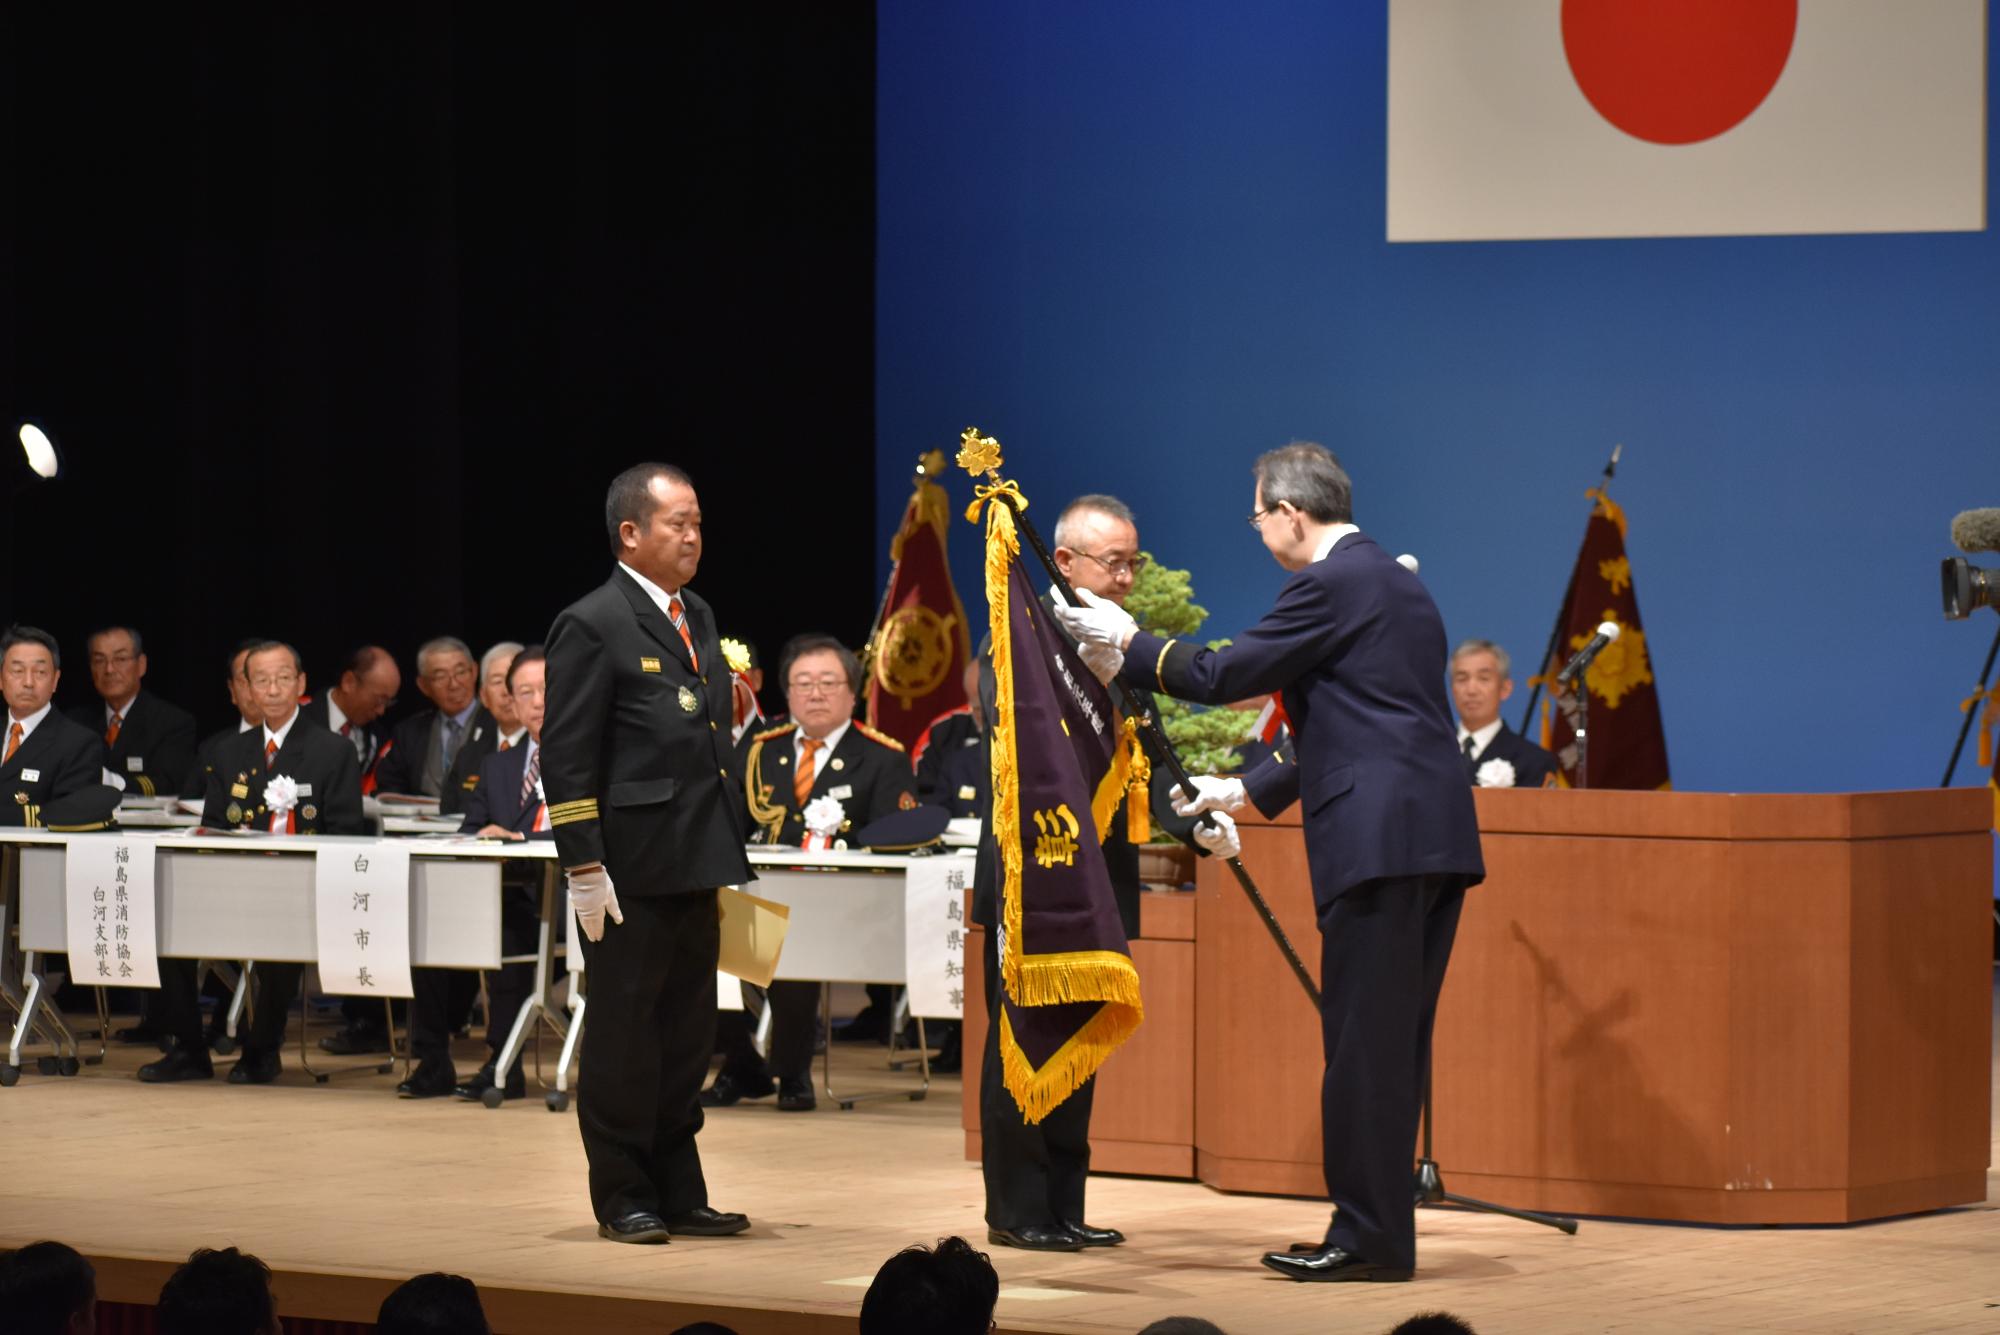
left=1462, top=734, right=1478, bottom=780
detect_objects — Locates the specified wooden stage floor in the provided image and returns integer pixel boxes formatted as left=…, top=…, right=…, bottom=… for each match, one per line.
left=1, top=981, right=1995, bottom=1335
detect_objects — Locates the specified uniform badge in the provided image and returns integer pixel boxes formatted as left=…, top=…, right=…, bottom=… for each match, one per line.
left=301, top=803, right=318, bottom=822
left=678, top=685, right=699, bottom=714
left=225, top=802, right=243, bottom=824
left=898, top=791, right=919, bottom=810
left=12, top=793, right=26, bottom=806
left=958, top=785, right=977, bottom=801
left=640, top=657, right=662, bottom=673
left=830, top=757, right=845, bottom=772
left=230, top=783, right=249, bottom=799
left=777, top=754, right=789, bottom=765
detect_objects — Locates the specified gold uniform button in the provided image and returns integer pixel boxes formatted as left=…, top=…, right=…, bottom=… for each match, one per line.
left=719, top=768, right=728, bottom=779
left=709, top=721, right=717, bottom=732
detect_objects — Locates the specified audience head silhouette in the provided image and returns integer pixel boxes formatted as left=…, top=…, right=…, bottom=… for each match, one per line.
left=859, top=1235, right=999, bottom=1335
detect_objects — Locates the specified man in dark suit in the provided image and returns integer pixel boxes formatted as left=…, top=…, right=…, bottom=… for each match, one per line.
left=139, top=640, right=367, bottom=1085
left=66, top=626, right=196, bottom=800
left=1055, top=444, right=1485, bottom=1282
left=399, top=646, right=553, bottom=1102
left=702, top=634, right=918, bottom=1114
left=542, top=462, right=752, bottom=1244
left=300, top=644, right=402, bottom=780
left=2, top=625, right=105, bottom=827
left=179, top=641, right=266, bottom=802
left=1449, top=639, right=1559, bottom=790
left=975, top=496, right=1205, bottom=1253
left=370, top=637, right=492, bottom=800
left=437, top=641, right=526, bottom=817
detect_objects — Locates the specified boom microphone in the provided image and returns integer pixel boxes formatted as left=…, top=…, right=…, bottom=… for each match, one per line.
left=1555, top=620, right=1620, bottom=689
left=1951, top=509, right=2000, bottom=554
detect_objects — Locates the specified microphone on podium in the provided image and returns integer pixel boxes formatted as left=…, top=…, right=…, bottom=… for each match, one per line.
left=1555, top=621, right=1620, bottom=689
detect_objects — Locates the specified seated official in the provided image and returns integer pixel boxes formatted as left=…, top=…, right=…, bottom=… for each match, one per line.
left=702, top=635, right=918, bottom=1113
left=3, top=625, right=105, bottom=828
left=140, top=640, right=366, bottom=1084
left=440, top=641, right=526, bottom=817
left=401, top=647, right=553, bottom=1102
left=67, top=625, right=196, bottom=800
left=302, top=643, right=402, bottom=783
left=1449, top=638, right=1558, bottom=789
left=913, top=660, right=984, bottom=818
left=371, top=636, right=493, bottom=799
left=178, top=640, right=267, bottom=801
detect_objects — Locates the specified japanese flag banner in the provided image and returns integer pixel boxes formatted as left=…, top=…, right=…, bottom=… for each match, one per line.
left=1388, top=0, right=1985, bottom=242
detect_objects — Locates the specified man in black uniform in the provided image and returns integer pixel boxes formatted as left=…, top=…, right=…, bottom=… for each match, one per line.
left=139, top=640, right=366, bottom=1084
left=975, top=495, right=1210, bottom=1252
left=913, top=660, right=985, bottom=818
left=371, top=637, right=493, bottom=799
left=67, top=626, right=196, bottom=800
left=179, top=641, right=265, bottom=801
left=542, top=462, right=752, bottom=1244
left=701, top=634, right=919, bottom=1113
left=2, top=625, right=104, bottom=828
left=400, top=646, right=553, bottom=1102
left=1449, top=639, right=1559, bottom=789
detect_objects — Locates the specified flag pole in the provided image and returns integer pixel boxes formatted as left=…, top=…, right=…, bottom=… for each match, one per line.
left=1940, top=622, right=2000, bottom=787
left=1517, top=443, right=1621, bottom=735
left=958, top=431, right=1322, bottom=1010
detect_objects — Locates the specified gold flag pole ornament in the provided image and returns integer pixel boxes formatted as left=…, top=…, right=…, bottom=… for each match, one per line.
left=957, top=429, right=1321, bottom=1021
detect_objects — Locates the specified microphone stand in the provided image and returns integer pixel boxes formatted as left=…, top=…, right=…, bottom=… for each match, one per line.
left=1939, top=620, right=2000, bottom=787
left=1415, top=1065, right=1578, bottom=1234
left=1518, top=445, right=1620, bottom=736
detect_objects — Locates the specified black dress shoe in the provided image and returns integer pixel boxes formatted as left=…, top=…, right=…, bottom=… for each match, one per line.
left=318, top=1024, right=390, bottom=1055
left=397, top=1060, right=457, bottom=1099
left=987, top=1225, right=1084, bottom=1253
left=1260, top=1245, right=1411, bottom=1282
left=453, top=1061, right=526, bottom=1102
left=227, top=1048, right=282, bottom=1085
left=663, top=1206, right=750, bottom=1236
left=833, top=1007, right=890, bottom=1043
left=1062, top=1220, right=1126, bottom=1247
left=598, top=1212, right=670, bottom=1244
left=930, top=1026, right=962, bottom=1074
left=776, top=1075, right=816, bottom=1112
left=700, top=1071, right=776, bottom=1107
left=137, top=1047, right=214, bottom=1083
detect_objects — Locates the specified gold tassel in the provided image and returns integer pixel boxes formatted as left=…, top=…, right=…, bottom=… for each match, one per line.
left=1959, top=685, right=1997, bottom=770
left=1123, top=719, right=1151, bottom=845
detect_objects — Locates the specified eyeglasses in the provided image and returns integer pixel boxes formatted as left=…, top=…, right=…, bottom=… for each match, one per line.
left=248, top=672, right=299, bottom=690
left=423, top=664, right=475, bottom=684
left=787, top=676, right=849, bottom=696
left=1247, top=505, right=1281, bottom=529
left=89, top=652, right=138, bottom=668
left=1070, top=549, right=1148, bottom=579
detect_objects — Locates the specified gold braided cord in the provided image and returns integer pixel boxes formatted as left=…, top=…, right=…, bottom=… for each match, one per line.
left=742, top=734, right=789, bottom=843
left=965, top=479, right=1027, bottom=526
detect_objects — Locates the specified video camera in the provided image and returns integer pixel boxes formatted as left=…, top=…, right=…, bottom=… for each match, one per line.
left=1942, top=509, right=2000, bottom=618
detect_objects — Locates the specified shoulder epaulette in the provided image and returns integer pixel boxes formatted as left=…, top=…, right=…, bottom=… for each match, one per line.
left=752, top=721, right=798, bottom=743
left=852, top=721, right=906, bottom=753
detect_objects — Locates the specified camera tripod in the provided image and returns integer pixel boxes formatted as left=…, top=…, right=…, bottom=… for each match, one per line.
left=1414, top=1063, right=1578, bottom=1234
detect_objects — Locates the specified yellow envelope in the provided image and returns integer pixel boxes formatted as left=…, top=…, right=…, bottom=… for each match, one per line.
left=717, top=885, right=789, bottom=987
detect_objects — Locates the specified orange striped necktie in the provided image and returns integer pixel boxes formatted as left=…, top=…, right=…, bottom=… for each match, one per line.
left=265, top=738, right=278, bottom=771
left=667, top=595, right=699, bottom=670
left=795, top=737, right=820, bottom=806
left=105, top=711, right=122, bottom=747
left=3, top=722, right=20, bottom=764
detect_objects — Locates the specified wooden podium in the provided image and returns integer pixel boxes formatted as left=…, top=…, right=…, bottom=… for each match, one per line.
left=1196, top=789, right=1994, bottom=1224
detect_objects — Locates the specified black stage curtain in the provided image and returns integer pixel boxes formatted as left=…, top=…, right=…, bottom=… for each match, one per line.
left=0, top=6, right=876, bottom=732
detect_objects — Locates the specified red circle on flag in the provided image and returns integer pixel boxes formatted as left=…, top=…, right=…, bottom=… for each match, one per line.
left=1562, top=0, right=1798, bottom=146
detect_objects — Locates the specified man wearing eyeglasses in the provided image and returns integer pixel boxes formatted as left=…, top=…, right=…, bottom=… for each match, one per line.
left=141, top=639, right=366, bottom=1085
left=63, top=625, right=196, bottom=800
left=703, top=634, right=919, bottom=1113
left=370, top=637, right=494, bottom=800
left=1053, top=444, right=1484, bottom=1283
left=301, top=644, right=402, bottom=779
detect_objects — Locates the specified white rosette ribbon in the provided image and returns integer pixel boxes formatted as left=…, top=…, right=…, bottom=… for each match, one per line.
left=1475, top=757, right=1517, bottom=789
left=263, top=773, right=300, bottom=832
left=801, top=793, right=846, bottom=850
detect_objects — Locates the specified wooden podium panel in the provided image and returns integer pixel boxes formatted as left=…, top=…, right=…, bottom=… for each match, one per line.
left=961, top=893, right=1197, bottom=1177
left=1195, top=789, right=1994, bottom=1223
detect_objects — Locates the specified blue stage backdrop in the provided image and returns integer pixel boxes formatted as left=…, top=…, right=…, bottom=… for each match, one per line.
left=875, top=2, right=1998, bottom=798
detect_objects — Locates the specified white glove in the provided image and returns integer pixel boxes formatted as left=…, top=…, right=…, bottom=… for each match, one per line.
left=1190, top=810, right=1240, bottom=859
left=1077, top=639, right=1124, bottom=685
left=1050, top=586, right=1138, bottom=650
left=1170, top=775, right=1248, bottom=817
left=567, top=865, right=624, bottom=942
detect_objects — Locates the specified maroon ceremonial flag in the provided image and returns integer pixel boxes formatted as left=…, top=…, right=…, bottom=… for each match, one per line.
left=865, top=450, right=972, bottom=750
left=1538, top=488, right=1671, bottom=790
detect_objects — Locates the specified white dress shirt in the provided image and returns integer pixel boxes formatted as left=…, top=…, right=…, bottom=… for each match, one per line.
left=1457, top=718, right=1504, bottom=760
left=1311, top=523, right=1361, bottom=564
left=5, top=701, right=54, bottom=750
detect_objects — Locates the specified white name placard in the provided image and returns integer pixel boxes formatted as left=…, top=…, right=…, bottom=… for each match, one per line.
left=903, top=855, right=971, bottom=1019
left=65, top=837, right=160, bottom=988
left=314, top=842, right=413, bottom=998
